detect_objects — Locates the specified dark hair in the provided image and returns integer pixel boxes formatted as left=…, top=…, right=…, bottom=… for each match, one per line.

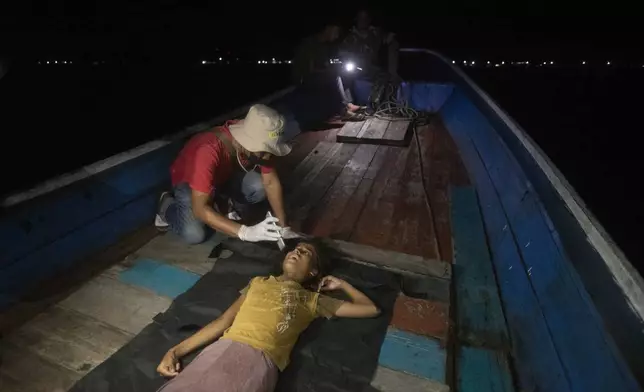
left=307, top=238, right=331, bottom=278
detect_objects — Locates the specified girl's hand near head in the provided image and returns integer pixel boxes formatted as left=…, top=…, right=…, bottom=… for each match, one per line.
left=318, top=275, right=346, bottom=292
left=318, top=276, right=381, bottom=318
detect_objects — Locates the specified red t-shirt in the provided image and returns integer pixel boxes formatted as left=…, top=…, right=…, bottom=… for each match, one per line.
left=170, top=120, right=273, bottom=194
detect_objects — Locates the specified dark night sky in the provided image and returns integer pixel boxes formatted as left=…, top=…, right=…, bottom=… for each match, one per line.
left=2, top=1, right=643, bottom=62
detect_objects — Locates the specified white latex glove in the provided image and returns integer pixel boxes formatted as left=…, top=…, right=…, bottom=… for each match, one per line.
left=237, top=216, right=282, bottom=242
left=280, top=227, right=303, bottom=239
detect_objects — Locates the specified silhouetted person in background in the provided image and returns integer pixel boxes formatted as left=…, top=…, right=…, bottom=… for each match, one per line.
left=337, top=9, right=399, bottom=119
left=291, top=25, right=342, bottom=85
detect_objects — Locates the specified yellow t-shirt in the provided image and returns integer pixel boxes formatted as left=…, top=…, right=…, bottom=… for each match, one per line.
left=222, top=276, right=343, bottom=371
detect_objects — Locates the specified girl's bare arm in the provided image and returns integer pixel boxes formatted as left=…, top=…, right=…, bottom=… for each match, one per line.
left=318, top=276, right=380, bottom=318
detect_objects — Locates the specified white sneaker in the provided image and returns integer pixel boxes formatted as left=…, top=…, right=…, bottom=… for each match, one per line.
left=227, top=211, right=242, bottom=221
left=155, top=214, right=169, bottom=230
left=155, top=191, right=172, bottom=231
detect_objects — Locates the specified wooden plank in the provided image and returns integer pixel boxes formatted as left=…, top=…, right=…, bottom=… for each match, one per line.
left=7, top=320, right=118, bottom=375
left=451, top=186, right=509, bottom=349
left=290, top=141, right=336, bottom=178
left=412, top=124, right=441, bottom=260
left=458, top=346, right=514, bottom=392
left=390, top=295, right=449, bottom=342
left=371, top=366, right=449, bottom=392
left=288, top=144, right=359, bottom=231
left=326, top=145, right=390, bottom=240
left=331, top=178, right=375, bottom=240
left=58, top=275, right=172, bottom=335
left=443, top=94, right=570, bottom=391
left=285, top=142, right=343, bottom=204
left=351, top=145, right=410, bottom=248
left=282, top=141, right=336, bottom=191
left=382, top=119, right=412, bottom=144
left=0, top=225, right=157, bottom=336
left=326, top=239, right=451, bottom=279
left=364, top=145, right=390, bottom=180
left=358, top=117, right=389, bottom=139
left=430, top=125, right=454, bottom=263
left=0, top=340, right=80, bottom=392
left=388, top=134, right=440, bottom=259
left=337, top=121, right=365, bottom=138
left=305, top=144, right=379, bottom=235
left=355, top=117, right=373, bottom=138
left=378, top=328, right=446, bottom=383
left=417, top=122, right=454, bottom=263
left=337, top=118, right=411, bottom=146
left=1, top=191, right=161, bottom=311
left=14, top=305, right=131, bottom=356
left=0, top=142, right=176, bottom=280
left=441, top=118, right=471, bottom=187
left=129, top=233, right=215, bottom=276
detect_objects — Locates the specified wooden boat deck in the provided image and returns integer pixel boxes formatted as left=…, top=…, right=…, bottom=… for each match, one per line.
left=0, top=115, right=468, bottom=392
left=281, top=116, right=469, bottom=262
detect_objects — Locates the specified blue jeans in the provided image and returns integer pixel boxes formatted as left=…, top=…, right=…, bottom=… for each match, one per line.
left=165, top=170, right=266, bottom=244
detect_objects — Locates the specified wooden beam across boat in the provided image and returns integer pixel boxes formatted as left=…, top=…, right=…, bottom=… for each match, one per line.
left=324, top=239, right=451, bottom=280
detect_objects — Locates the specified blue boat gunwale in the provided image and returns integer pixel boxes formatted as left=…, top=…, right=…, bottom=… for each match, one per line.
left=401, top=48, right=644, bottom=390
left=401, top=48, right=644, bottom=325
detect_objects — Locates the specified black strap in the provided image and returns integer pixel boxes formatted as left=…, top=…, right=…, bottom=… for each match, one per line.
left=212, top=128, right=236, bottom=156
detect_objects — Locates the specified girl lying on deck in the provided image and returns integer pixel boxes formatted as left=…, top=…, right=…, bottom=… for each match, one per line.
left=156, top=240, right=380, bottom=392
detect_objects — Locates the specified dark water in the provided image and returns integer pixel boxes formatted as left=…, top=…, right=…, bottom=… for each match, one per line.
left=0, top=62, right=290, bottom=196
left=0, top=63, right=641, bottom=268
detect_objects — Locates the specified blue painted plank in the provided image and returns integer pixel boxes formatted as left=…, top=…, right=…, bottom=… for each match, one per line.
left=0, top=144, right=179, bottom=266
left=442, top=89, right=641, bottom=392
left=118, top=259, right=200, bottom=298
left=484, top=83, right=644, bottom=385
left=456, top=91, right=640, bottom=392
left=441, top=91, right=570, bottom=392
left=451, top=186, right=509, bottom=349
left=378, top=328, right=446, bottom=383
left=0, top=192, right=158, bottom=309
left=458, top=346, right=514, bottom=392
left=400, top=82, right=455, bottom=112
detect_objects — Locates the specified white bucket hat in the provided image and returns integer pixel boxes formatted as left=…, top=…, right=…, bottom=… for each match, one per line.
left=229, top=104, right=292, bottom=156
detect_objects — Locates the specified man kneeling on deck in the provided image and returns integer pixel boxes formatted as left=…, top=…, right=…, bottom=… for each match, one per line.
left=156, top=240, right=380, bottom=392
left=155, top=104, right=299, bottom=244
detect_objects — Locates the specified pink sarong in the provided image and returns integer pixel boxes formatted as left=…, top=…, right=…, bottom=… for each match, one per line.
left=157, top=339, right=278, bottom=392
